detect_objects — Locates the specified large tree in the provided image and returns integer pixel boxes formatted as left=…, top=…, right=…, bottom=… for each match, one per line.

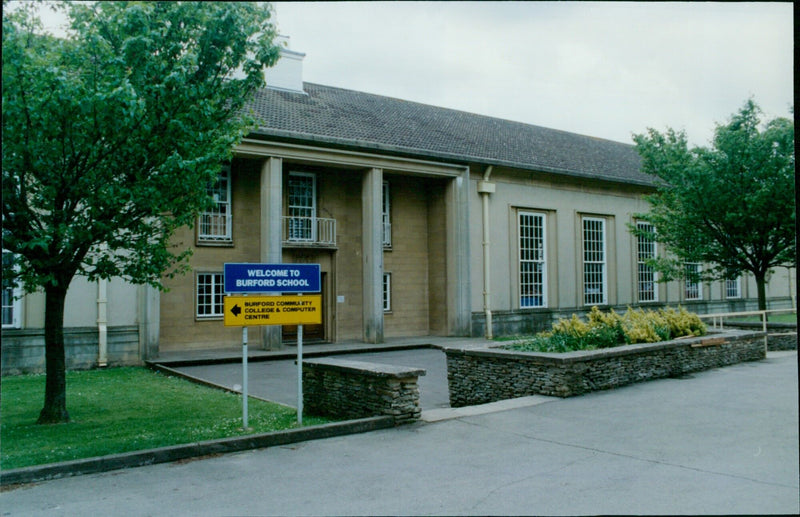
left=631, top=99, right=795, bottom=312
left=2, top=1, right=280, bottom=423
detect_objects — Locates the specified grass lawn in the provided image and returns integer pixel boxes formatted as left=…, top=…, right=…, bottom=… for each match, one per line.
left=1, top=367, right=333, bottom=470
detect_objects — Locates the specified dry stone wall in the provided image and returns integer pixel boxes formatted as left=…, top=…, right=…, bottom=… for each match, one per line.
left=302, top=358, right=425, bottom=424
left=722, top=321, right=797, bottom=351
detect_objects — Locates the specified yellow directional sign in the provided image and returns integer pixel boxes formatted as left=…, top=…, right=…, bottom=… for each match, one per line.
left=224, top=295, right=322, bottom=327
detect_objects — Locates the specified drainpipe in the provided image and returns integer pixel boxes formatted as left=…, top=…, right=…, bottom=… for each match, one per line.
left=97, top=279, right=108, bottom=367
left=478, top=166, right=496, bottom=339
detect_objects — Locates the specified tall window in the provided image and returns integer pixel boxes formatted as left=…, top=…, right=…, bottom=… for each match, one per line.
left=198, top=165, right=232, bottom=242
left=583, top=217, right=607, bottom=305
left=636, top=222, right=658, bottom=302
left=382, top=181, right=391, bottom=247
left=519, top=211, right=547, bottom=308
left=684, top=262, right=702, bottom=300
left=196, top=273, right=224, bottom=318
left=2, top=250, right=22, bottom=328
left=383, top=272, right=391, bottom=312
left=288, top=172, right=316, bottom=241
left=726, top=277, right=741, bottom=299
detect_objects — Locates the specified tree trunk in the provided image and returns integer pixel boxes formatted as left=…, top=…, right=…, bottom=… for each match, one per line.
left=755, top=272, right=768, bottom=321
left=37, top=283, right=70, bottom=424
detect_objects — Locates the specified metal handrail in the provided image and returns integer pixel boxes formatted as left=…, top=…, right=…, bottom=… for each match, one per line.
left=698, top=308, right=796, bottom=332
left=697, top=308, right=796, bottom=352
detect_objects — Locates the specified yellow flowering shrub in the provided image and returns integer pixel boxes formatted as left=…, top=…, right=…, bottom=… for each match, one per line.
left=587, top=305, right=623, bottom=328
left=550, top=314, right=590, bottom=337
left=621, top=308, right=670, bottom=344
left=661, top=306, right=706, bottom=337
left=508, top=306, right=706, bottom=353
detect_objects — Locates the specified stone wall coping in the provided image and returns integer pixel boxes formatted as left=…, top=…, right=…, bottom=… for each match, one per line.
left=443, top=329, right=766, bottom=364
left=303, top=357, right=426, bottom=378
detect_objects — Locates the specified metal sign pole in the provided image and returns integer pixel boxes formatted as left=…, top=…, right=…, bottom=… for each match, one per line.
left=297, top=322, right=303, bottom=425
left=242, top=326, right=249, bottom=429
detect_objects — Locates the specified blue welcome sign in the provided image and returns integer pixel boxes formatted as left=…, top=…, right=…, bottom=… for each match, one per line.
left=224, top=263, right=321, bottom=294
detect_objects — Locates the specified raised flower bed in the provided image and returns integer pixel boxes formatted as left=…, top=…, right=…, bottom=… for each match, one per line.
left=445, top=329, right=766, bottom=406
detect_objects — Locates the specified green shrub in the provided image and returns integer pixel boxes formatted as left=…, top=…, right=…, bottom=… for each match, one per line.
left=586, top=323, right=623, bottom=348
left=586, top=306, right=625, bottom=346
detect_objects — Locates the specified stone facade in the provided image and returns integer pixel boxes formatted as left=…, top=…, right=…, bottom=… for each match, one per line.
left=1, top=326, right=140, bottom=375
left=445, top=330, right=766, bottom=406
left=157, top=157, right=457, bottom=352
left=302, top=358, right=425, bottom=424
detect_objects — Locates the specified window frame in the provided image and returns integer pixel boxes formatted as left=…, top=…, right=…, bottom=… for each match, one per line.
left=684, top=262, right=703, bottom=301
left=636, top=222, right=658, bottom=303
left=287, top=171, right=317, bottom=242
left=198, top=164, right=233, bottom=244
left=196, top=272, right=225, bottom=319
left=582, top=216, right=607, bottom=306
left=382, top=181, right=392, bottom=248
left=383, top=272, right=391, bottom=312
left=518, top=210, right=547, bottom=309
left=2, top=250, right=22, bottom=329
left=725, top=276, right=742, bottom=299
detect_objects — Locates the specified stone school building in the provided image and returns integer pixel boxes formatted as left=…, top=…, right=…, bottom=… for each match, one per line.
left=2, top=41, right=795, bottom=371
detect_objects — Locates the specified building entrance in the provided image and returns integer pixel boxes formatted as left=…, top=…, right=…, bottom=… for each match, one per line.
left=282, top=272, right=326, bottom=343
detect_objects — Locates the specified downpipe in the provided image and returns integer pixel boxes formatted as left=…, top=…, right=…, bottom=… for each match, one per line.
left=97, top=279, right=108, bottom=367
left=479, top=166, right=495, bottom=340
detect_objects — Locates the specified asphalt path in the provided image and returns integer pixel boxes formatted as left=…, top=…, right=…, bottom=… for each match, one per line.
left=3, top=351, right=797, bottom=516
left=172, top=348, right=450, bottom=409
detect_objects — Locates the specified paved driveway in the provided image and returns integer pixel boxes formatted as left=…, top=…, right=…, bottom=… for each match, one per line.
left=175, top=347, right=450, bottom=409
left=3, top=351, right=797, bottom=515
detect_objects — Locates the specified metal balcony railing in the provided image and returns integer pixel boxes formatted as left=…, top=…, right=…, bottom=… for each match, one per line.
left=198, top=212, right=232, bottom=242
left=282, top=216, right=337, bottom=247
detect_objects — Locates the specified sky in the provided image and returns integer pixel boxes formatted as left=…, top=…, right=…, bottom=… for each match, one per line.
left=270, top=1, right=793, bottom=147
left=28, top=1, right=794, bottom=147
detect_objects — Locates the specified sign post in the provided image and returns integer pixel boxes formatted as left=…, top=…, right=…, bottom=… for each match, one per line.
left=242, top=327, right=248, bottom=429
left=297, top=298, right=303, bottom=425
left=224, top=263, right=321, bottom=427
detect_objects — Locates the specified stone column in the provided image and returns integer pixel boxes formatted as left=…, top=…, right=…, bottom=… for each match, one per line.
left=362, top=167, right=384, bottom=343
left=446, top=167, right=472, bottom=336
left=261, top=157, right=283, bottom=349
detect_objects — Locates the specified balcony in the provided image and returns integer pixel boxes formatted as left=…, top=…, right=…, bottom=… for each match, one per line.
left=197, top=212, right=232, bottom=244
left=282, top=216, right=337, bottom=248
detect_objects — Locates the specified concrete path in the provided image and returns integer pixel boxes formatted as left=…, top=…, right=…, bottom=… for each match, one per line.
left=3, top=351, right=797, bottom=516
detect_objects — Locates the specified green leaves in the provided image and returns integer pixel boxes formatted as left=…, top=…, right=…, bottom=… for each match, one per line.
left=2, top=1, right=280, bottom=293
left=631, top=99, right=795, bottom=309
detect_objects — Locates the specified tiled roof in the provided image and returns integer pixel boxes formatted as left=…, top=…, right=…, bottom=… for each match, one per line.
left=246, top=83, right=653, bottom=186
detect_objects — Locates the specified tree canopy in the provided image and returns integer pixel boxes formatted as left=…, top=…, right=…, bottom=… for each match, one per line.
left=631, top=99, right=795, bottom=311
left=2, top=1, right=281, bottom=423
